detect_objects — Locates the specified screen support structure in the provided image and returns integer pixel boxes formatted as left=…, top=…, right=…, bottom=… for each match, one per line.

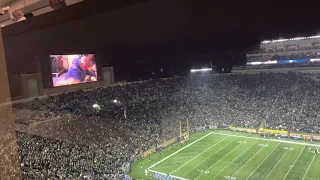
left=0, top=29, right=21, bottom=179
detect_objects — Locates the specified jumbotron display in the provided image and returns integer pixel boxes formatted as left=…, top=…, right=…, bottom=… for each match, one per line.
left=50, top=54, right=97, bottom=87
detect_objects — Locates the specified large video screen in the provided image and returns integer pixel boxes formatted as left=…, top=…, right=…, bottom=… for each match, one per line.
left=50, top=54, right=97, bottom=87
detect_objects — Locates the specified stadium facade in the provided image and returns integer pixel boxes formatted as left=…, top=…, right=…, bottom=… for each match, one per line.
left=246, top=35, right=320, bottom=67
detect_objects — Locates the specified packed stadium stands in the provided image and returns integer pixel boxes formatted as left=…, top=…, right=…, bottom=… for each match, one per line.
left=9, top=72, right=320, bottom=179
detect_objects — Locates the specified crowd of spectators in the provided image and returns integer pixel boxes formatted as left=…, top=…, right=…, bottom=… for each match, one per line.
left=11, top=72, right=320, bottom=179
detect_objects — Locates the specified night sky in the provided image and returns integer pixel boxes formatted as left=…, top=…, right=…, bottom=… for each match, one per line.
left=112, top=0, right=319, bottom=78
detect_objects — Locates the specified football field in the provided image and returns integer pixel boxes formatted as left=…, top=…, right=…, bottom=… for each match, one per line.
left=143, top=131, right=320, bottom=180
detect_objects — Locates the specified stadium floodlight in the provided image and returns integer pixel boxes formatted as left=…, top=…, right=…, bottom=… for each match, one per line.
left=250, top=61, right=263, bottom=65
left=261, top=40, right=271, bottom=44
left=201, top=68, right=212, bottom=71
left=264, top=60, right=277, bottom=64
left=190, top=68, right=212, bottom=73
left=261, top=34, right=320, bottom=44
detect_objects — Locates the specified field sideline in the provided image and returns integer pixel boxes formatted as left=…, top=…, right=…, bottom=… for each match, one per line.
left=129, top=130, right=320, bottom=180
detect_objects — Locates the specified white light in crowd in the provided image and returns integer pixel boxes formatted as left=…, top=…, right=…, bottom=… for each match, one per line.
left=190, top=68, right=212, bottom=72
left=113, top=99, right=118, bottom=103
left=310, top=59, right=320, bottom=62
left=92, top=104, right=101, bottom=111
left=289, top=60, right=293, bottom=63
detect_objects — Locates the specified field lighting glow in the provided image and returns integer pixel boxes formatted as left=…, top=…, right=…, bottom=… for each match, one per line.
left=190, top=68, right=212, bottom=72
left=261, top=35, right=320, bottom=44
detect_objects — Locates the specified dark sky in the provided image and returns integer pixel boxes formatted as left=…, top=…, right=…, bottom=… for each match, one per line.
left=100, top=0, right=320, bottom=78
left=121, top=1, right=319, bottom=61
left=135, top=0, right=320, bottom=51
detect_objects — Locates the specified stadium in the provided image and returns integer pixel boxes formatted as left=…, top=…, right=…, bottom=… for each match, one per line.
left=1, top=1, right=320, bottom=180
left=7, top=72, right=320, bottom=180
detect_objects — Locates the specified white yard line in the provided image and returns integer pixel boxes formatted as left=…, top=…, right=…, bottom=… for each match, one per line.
left=263, top=144, right=293, bottom=180
left=282, top=146, right=306, bottom=180
left=211, top=139, right=259, bottom=180
left=162, top=160, right=190, bottom=165
left=245, top=142, right=281, bottom=180
left=193, top=138, right=242, bottom=180
left=169, top=136, right=230, bottom=174
left=147, top=132, right=213, bottom=170
left=231, top=140, right=271, bottom=177
left=184, top=137, right=239, bottom=179
left=169, top=156, right=194, bottom=161
left=148, top=169, right=189, bottom=180
left=155, top=164, right=180, bottom=170
left=211, top=132, right=320, bottom=147
left=302, top=153, right=317, bottom=180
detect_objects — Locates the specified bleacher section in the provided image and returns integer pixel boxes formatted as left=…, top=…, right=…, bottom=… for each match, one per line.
left=244, top=35, right=320, bottom=69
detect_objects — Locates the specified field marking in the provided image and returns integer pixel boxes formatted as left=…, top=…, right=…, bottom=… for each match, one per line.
left=282, top=146, right=306, bottom=180
left=263, top=144, right=293, bottom=180
left=231, top=140, right=271, bottom=177
left=211, top=132, right=320, bottom=147
left=148, top=132, right=318, bottom=180
left=210, top=139, right=259, bottom=180
left=155, top=164, right=180, bottom=170
left=184, top=137, right=240, bottom=179
left=170, top=156, right=195, bottom=160
left=193, top=138, right=242, bottom=180
left=301, top=153, right=317, bottom=180
left=169, top=136, right=230, bottom=174
left=148, top=169, right=188, bottom=180
left=245, top=142, right=281, bottom=180
left=161, top=160, right=190, bottom=165
left=147, top=132, right=213, bottom=170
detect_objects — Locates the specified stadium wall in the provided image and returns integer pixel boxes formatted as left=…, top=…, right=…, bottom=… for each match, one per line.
left=8, top=67, right=114, bottom=101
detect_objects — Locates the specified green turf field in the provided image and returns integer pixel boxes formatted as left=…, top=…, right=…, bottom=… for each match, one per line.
left=129, top=130, right=320, bottom=180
